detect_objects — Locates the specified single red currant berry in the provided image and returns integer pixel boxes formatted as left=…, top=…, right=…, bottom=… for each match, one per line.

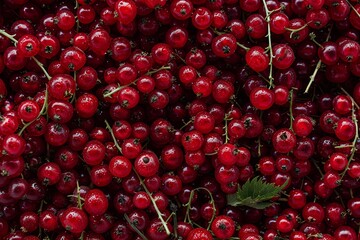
left=115, top=0, right=137, bottom=24
left=333, top=226, right=357, bottom=240
left=48, top=74, right=76, bottom=101
left=250, top=87, right=275, bottom=110
left=134, top=151, right=160, bottom=177
left=333, top=95, right=352, bottom=115
left=17, top=100, right=40, bottom=122
left=272, top=128, right=297, bottom=153
left=211, top=215, right=235, bottom=239
left=59, top=207, right=88, bottom=234
left=246, top=46, right=269, bottom=72
left=192, top=7, right=213, bottom=30
left=75, top=93, right=99, bottom=118
left=217, top=143, right=239, bottom=166
left=170, top=0, right=194, bottom=20
left=117, top=86, right=140, bottom=109
left=270, top=12, right=289, bottom=34
left=88, top=28, right=111, bottom=56
left=338, top=39, right=360, bottom=63
left=20, top=211, right=39, bottom=233
left=2, top=134, right=26, bottom=157
left=133, top=191, right=151, bottom=209
left=335, top=118, right=356, bottom=141
left=109, top=156, right=132, bottom=178
left=211, top=33, right=237, bottom=58
left=186, top=228, right=213, bottom=240
left=55, top=9, right=76, bottom=31
left=212, top=80, right=235, bottom=104
left=82, top=140, right=105, bottom=166
left=4, top=46, right=28, bottom=71
left=272, top=44, right=295, bottom=69
left=276, top=215, right=295, bottom=233
left=182, top=130, right=204, bottom=151
left=84, top=189, right=109, bottom=216
left=302, top=202, right=325, bottom=224
left=151, top=43, right=172, bottom=65
left=329, top=152, right=348, bottom=171
left=37, top=162, right=61, bottom=186
left=288, top=189, right=306, bottom=210
left=60, top=47, right=86, bottom=72
left=17, top=34, right=40, bottom=57
left=293, top=115, right=313, bottom=137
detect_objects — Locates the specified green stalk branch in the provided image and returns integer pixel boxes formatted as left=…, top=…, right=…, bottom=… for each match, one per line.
left=103, top=65, right=171, bottom=98
left=339, top=88, right=359, bottom=179
left=104, top=119, right=171, bottom=235
left=262, top=0, right=274, bottom=88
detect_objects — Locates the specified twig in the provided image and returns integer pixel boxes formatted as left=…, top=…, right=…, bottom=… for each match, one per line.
left=124, top=213, right=149, bottom=240
left=304, top=25, right=332, bottom=94
left=261, top=0, right=275, bottom=88
left=103, top=65, right=171, bottom=98
left=339, top=90, right=359, bottom=179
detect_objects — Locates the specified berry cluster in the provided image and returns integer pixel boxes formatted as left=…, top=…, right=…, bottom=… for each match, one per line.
left=0, top=0, right=360, bottom=239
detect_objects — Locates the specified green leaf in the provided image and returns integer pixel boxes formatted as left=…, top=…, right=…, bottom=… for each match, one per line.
left=227, top=177, right=288, bottom=209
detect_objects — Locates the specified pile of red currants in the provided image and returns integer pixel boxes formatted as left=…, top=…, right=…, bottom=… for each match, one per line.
left=0, top=0, right=360, bottom=239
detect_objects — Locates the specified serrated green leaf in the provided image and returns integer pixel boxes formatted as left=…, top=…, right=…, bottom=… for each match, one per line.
left=226, top=177, right=287, bottom=209
left=226, top=193, right=238, bottom=206
left=242, top=201, right=274, bottom=210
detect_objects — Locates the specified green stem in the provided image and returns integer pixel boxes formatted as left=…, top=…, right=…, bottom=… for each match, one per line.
left=18, top=87, right=48, bottom=136
left=236, top=42, right=250, bottom=52
left=146, top=65, right=171, bottom=75
left=105, top=112, right=170, bottom=234
left=104, top=120, right=122, bottom=153
left=285, top=23, right=309, bottom=39
left=0, top=29, right=52, bottom=81
left=0, top=29, right=18, bottom=43
left=257, top=137, right=262, bottom=157
left=223, top=116, right=231, bottom=144
left=76, top=181, right=83, bottom=209
left=173, top=211, right=178, bottom=239
left=211, top=28, right=249, bottom=51
left=184, top=190, right=194, bottom=223
left=261, top=0, right=274, bottom=88
left=32, top=57, right=51, bottom=80
left=133, top=170, right=171, bottom=236
left=289, top=89, right=294, bottom=130
left=309, top=32, right=323, bottom=48
left=312, top=158, right=324, bottom=177
left=103, top=65, right=171, bottom=98
left=183, top=187, right=216, bottom=230
left=124, top=213, right=149, bottom=240
left=339, top=88, right=359, bottom=179
left=304, top=60, right=322, bottom=94
left=341, top=87, right=360, bottom=109
left=346, top=0, right=360, bottom=18
left=304, top=26, right=332, bottom=94
left=180, top=119, right=193, bottom=130
left=172, top=51, right=187, bottom=65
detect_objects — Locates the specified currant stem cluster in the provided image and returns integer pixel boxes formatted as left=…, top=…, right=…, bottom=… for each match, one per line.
left=339, top=88, right=359, bottom=179
left=289, top=88, right=295, bottom=130
left=0, top=29, right=52, bottom=136
left=18, top=88, right=49, bottom=136
left=261, top=0, right=275, bottom=88
left=184, top=187, right=216, bottom=230
left=105, top=120, right=171, bottom=236
left=304, top=25, right=333, bottom=94
left=103, top=65, right=171, bottom=98
left=211, top=28, right=250, bottom=52
left=124, top=213, right=149, bottom=240
left=223, top=115, right=232, bottom=144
